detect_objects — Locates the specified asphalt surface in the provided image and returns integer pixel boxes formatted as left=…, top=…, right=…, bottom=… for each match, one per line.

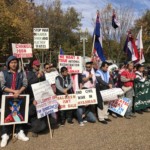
left=1, top=112, right=150, bottom=150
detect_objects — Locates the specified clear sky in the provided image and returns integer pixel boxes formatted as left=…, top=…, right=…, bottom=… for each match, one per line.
left=34, top=0, right=150, bottom=32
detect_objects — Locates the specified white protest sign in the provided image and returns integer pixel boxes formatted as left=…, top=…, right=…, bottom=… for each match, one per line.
left=76, top=88, right=98, bottom=106
left=57, top=94, right=77, bottom=110
left=100, top=88, right=124, bottom=102
left=108, top=97, right=131, bottom=116
left=36, top=96, right=58, bottom=119
left=31, top=81, right=58, bottom=119
left=45, top=71, right=59, bottom=85
left=31, top=81, right=55, bottom=103
left=34, top=28, right=49, bottom=49
left=58, top=55, right=83, bottom=73
left=12, top=43, right=32, bottom=58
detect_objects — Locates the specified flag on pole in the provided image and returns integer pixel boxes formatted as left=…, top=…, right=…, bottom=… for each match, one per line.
left=123, top=31, right=139, bottom=62
left=112, top=10, right=120, bottom=29
left=59, top=47, right=64, bottom=55
left=136, top=27, right=145, bottom=64
left=93, top=11, right=106, bottom=62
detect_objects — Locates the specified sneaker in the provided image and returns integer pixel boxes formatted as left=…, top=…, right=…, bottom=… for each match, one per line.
left=83, top=120, right=87, bottom=123
left=130, top=113, right=136, bottom=117
left=79, top=122, right=84, bottom=127
left=125, top=115, right=131, bottom=119
left=67, top=120, right=74, bottom=125
left=17, top=130, right=29, bottom=141
left=1, top=134, right=9, bottom=148
left=99, top=120, right=108, bottom=124
left=105, top=118, right=112, bottom=122
left=111, top=113, right=118, bottom=118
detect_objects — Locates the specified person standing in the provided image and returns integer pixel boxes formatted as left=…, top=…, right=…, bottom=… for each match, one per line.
left=96, top=62, right=113, bottom=124
left=121, top=61, right=136, bottom=119
left=0, top=56, right=29, bottom=147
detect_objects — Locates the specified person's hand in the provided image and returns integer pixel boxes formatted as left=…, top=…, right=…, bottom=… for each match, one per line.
left=13, top=90, right=21, bottom=98
left=63, top=89, right=68, bottom=94
left=33, top=100, right=37, bottom=106
left=130, top=77, right=134, bottom=81
left=109, top=84, right=113, bottom=89
left=89, top=74, right=93, bottom=79
left=37, top=72, right=43, bottom=78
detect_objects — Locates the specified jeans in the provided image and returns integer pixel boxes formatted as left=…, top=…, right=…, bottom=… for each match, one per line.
left=59, top=110, right=73, bottom=122
left=76, top=107, right=96, bottom=123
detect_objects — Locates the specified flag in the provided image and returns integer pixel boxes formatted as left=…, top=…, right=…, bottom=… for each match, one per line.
left=136, top=28, right=145, bottom=64
left=123, top=31, right=139, bottom=62
left=92, top=48, right=100, bottom=62
left=59, top=47, right=64, bottom=55
left=93, top=11, right=106, bottom=62
left=112, top=10, right=120, bottom=29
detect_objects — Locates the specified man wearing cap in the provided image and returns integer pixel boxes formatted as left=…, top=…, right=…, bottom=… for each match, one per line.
left=0, top=56, right=29, bottom=148
left=121, top=61, right=136, bottom=119
left=26, top=59, right=46, bottom=137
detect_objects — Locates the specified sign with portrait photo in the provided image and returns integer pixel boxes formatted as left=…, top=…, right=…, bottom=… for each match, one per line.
left=0, top=95, right=29, bottom=125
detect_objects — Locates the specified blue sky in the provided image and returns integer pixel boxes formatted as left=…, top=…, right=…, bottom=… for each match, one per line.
left=34, top=0, right=150, bottom=32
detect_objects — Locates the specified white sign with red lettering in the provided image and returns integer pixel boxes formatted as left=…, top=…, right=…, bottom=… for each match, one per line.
left=58, top=55, right=83, bottom=73
left=76, top=88, right=98, bottom=106
left=57, top=94, right=77, bottom=110
left=12, top=43, right=32, bottom=58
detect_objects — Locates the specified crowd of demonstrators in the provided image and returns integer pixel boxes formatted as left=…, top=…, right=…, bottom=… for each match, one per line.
left=0, top=56, right=150, bottom=147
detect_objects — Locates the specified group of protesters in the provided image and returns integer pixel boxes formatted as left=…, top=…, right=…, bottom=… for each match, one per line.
left=0, top=55, right=149, bottom=148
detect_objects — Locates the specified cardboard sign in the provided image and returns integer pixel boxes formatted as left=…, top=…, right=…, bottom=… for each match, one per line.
left=12, top=43, right=32, bottom=58
left=36, top=96, right=58, bottom=119
left=76, top=88, right=98, bottom=106
left=100, top=88, right=124, bottom=102
left=1, top=95, right=29, bottom=125
left=58, top=55, right=83, bottom=73
left=45, top=71, right=59, bottom=85
left=57, top=94, right=77, bottom=110
left=34, top=28, right=49, bottom=49
left=108, top=97, right=131, bottom=116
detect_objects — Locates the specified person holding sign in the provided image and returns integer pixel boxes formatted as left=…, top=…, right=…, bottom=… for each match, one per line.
left=121, top=61, right=136, bottom=119
left=0, top=56, right=29, bottom=148
left=26, top=59, right=47, bottom=137
left=96, top=62, right=113, bottom=124
left=55, top=67, right=74, bottom=126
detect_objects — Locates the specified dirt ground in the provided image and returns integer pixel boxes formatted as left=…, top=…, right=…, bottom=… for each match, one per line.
left=1, top=112, right=150, bottom=150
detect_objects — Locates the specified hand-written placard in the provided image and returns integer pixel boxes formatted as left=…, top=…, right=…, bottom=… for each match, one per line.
left=108, top=97, right=130, bottom=116
left=45, top=71, right=59, bottom=85
left=76, top=88, right=98, bottom=106
left=36, top=96, right=58, bottom=119
left=57, top=94, right=77, bottom=110
left=12, top=43, right=32, bottom=58
left=58, top=55, right=83, bottom=73
left=34, top=28, right=49, bottom=49
left=100, top=88, right=124, bottom=102
left=31, top=81, right=55, bottom=103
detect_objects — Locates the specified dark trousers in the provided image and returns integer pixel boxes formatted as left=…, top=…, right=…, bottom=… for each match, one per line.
left=1, top=125, right=22, bottom=136
left=29, top=104, right=46, bottom=133
left=59, top=110, right=73, bottom=122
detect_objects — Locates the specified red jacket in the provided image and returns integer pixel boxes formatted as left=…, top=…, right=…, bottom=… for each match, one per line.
left=4, top=114, right=24, bottom=123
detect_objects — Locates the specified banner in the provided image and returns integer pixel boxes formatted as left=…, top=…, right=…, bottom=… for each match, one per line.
left=57, top=94, right=77, bottom=110
left=76, top=88, right=98, bottom=106
left=108, top=97, right=130, bottom=116
left=1, top=95, right=29, bottom=125
left=12, top=43, right=32, bottom=58
left=45, top=71, right=59, bottom=85
left=31, top=81, right=58, bottom=118
left=100, top=88, right=124, bottom=102
left=58, top=55, right=83, bottom=73
left=34, top=28, right=49, bottom=49
left=134, top=79, right=150, bottom=110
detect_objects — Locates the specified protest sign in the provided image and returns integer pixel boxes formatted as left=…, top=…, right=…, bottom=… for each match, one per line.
left=134, top=79, right=150, bottom=110
left=108, top=97, right=130, bottom=116
left=12, top=43, right=32, bottom=58
left=0, top=95, right=29, bottom=125
left=100, top=88, right=124, bottom=102
left=76, top=88, right=98, bottom=106
left=34, top=28, right=49, bottom=49
left=58, top=55, right=83, bottom=73
left=45, top=71, right=59, bottom=85
left=57, top=94, right=77, bottom=110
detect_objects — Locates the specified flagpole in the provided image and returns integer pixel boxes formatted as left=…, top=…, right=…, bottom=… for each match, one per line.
left=140, top=26, right=142, bottom=63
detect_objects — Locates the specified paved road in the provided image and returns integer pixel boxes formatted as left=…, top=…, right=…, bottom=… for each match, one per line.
left=1, top=112, right=150, bottom=150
